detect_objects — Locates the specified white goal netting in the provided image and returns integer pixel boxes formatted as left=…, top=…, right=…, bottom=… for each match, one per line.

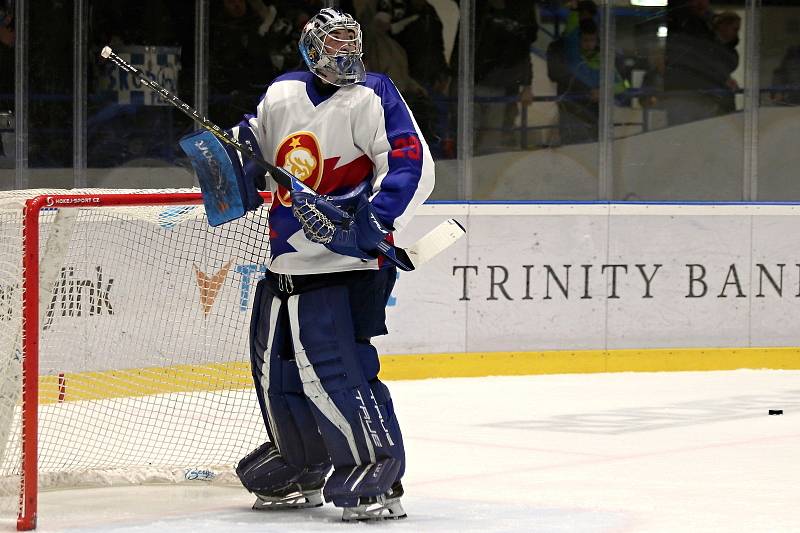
left=0, top=189, right=271, bottom=523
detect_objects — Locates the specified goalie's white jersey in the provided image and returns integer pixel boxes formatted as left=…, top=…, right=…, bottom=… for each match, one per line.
left=232, top=70, right=435, bottom=275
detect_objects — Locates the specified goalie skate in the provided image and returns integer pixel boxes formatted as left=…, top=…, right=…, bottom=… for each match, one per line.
left=341, top=482, right=407, bottom=522
left=252, top=482, right=324, bottom=511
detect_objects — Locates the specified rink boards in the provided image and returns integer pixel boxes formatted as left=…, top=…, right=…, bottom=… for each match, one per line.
left=378, top=202, right=800, bottom=374
left=18, top=202, right=800, bottom=402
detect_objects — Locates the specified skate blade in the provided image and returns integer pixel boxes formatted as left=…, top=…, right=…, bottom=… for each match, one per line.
left=342, top=498, right=406, bottom=521
left=252, top=490, right=323, bottom=510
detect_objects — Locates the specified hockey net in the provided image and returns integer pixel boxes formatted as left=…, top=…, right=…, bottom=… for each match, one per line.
left=0, top=189, right=272, bottom=530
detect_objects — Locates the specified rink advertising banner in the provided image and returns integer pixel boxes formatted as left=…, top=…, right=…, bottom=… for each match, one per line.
left=377, top=203, right=800, bottom=357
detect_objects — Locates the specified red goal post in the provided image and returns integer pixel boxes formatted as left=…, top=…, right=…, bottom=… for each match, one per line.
left=0, top=189, right=272, bottom=530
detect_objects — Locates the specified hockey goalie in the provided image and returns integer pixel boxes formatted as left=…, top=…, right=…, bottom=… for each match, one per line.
left=216, top=7, right=434, bottom=522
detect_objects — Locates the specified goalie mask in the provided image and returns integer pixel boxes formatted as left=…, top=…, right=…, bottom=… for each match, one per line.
left=299, top=8, right=365, bottom=87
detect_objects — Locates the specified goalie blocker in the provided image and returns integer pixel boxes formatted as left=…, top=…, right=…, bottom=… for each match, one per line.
left=179, top=130, right=264, bottom=227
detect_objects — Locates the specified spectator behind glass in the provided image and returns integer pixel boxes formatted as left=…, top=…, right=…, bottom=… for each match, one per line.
left=664, top=0, right=734, bottom=126
left=710, top=11, right=741, bottom=115
left=772, top=45, right=800, bottom=106
left=356, top=0, right=425, bottom=96
left=446, top=0, right=538, bottom=155
left=264, top=1, right=324, bottom=77
left=547, top=0, right=597, bottom=97
left=209, top=0, right=275, bottom=127
left=555, top=1, right=626, bottom=145
left=547, top=0, right=596, bottom=145
left=468, top=0, right=538, bottom=154
left=382, top=0, right=451, bottom=157
left=352, top=0, right=441, bottom=146
left=387, top=0, right=448, bottom=91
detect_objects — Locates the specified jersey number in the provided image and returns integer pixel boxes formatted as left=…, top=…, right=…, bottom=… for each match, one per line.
left=390, top=135, right=421, bottom=160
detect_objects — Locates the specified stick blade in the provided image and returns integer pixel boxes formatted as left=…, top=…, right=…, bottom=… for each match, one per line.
left=405, top=218, right=466, bottom=268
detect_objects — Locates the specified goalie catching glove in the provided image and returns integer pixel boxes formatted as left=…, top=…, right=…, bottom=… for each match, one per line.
left=291, top=182, right=390, bottom=260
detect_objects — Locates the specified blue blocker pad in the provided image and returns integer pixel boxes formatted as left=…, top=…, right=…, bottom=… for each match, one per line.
left=179, top=130, right=263, bottom=227
left=238, top=279, right=330, bottom=494
left=286, top=286, right=405, bottom=507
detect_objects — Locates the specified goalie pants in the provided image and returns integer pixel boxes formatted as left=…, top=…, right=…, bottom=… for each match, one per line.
left=248, top=268, right=405, bottom=499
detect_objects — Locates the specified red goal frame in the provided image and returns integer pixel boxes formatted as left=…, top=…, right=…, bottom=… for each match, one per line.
left=16, top=191, right=270, bottom=530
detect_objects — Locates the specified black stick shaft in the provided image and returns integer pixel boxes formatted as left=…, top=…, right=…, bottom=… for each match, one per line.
left=100, top=46, right=299, bottom=191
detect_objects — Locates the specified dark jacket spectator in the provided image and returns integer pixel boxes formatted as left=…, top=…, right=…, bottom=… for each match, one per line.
left=473, top=0, right=538, bottom=91
left=447, top=0, right=538, bottom=154
left=664, top=0, right=739, bottom=125
left=709, top=11, right=741, bottom=114
left=388, top=0, right=448, bottom=89
left=265, top=1, right=323, bottom=76
left=665, top=0, right=718, bottom=94
left=355, top=0, right=437, bottom=144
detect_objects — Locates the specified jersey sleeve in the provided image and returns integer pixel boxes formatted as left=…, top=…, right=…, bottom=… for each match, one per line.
left=228, top=95, right=270, bottom=190
left=359, top=75, right=435, bottom=232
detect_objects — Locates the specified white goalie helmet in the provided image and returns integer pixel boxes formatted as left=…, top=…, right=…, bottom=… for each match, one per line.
left=299, top=8, right=365, bottom=87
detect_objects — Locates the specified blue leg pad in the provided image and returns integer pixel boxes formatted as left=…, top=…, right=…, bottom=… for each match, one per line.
left=367, top=378, right=405, bottom=479
left=285, top=286, right=406, bottom=505
left=246, top=279, right=331, bottom=488
left=236, top=441, right=328, bottom=494
left=237, top=441, right=329, bottom=511
left=323, top=457, right=402, bottom=508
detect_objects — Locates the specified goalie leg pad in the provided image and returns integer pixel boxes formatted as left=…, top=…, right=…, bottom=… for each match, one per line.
left=324, top=457, right=402, bottom=508
left=353, top=340, right=406, bottom=478
left=247, top=279, right=331, bottom=483
left=366, top=373, right=406, bottom=480
left=236, top=441, right=327, bottom=510
left=285, top=286, right=405, bottom=505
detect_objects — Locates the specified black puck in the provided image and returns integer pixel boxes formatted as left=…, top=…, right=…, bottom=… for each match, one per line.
left=768, top=409, right=783, bottom=415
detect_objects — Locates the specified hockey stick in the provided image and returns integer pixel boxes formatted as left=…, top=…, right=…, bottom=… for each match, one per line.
left=403, top=218, right=465, bottom=267
left=99, top=46, right=462, bottom=271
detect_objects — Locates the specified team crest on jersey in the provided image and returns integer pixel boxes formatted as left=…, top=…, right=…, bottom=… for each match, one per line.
left=275, top=132, right=324, bottom=207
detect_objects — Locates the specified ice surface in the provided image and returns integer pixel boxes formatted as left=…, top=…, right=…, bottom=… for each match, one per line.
left=2, top=370, right=798, bottom=532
